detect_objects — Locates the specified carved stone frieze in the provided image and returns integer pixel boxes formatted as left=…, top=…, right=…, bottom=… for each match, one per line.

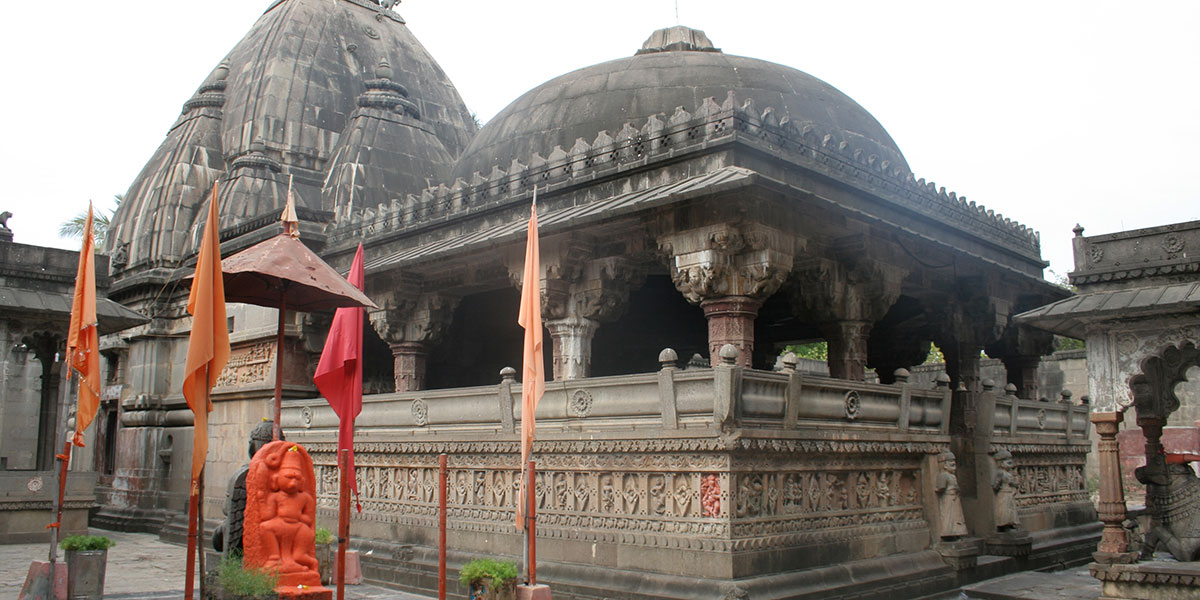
left=214, top=341, right=275, bottom=388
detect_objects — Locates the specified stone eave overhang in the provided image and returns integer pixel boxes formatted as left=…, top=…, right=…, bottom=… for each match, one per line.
left=1016, top=281, right=1200, bottom=339
left=348, top=159, right=1062, bottom=302
left=326, top=92, right=1045, bottom=272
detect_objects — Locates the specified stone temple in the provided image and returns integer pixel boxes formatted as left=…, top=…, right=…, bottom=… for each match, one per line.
left=12, top=0, right=1106, bottom=597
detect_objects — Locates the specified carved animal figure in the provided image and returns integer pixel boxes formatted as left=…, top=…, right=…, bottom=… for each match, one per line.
left=378, top=0, right=399, bottom=9
left=1137, top=462, right=1200, bottom=561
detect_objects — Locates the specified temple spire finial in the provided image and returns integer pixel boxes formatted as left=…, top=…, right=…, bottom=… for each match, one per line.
left=282, top=174, right=300, bottom=238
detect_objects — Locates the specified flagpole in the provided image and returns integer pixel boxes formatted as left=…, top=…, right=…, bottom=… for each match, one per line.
left=337, top=449, right=350, bottom=600
left=199, top=363, right=210, bottom=598
left=47, top=359, right=74, bottom=566
left=274, top=289, right=286, bottom=441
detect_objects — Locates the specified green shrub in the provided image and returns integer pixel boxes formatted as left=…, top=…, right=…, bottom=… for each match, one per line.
left=314, top=527, right=334, bottom=545
left=217, top=554, right=279, bottom=597
left=60, top=535, right=115, bottom=551
left=459, top=557, right=518, bottom=587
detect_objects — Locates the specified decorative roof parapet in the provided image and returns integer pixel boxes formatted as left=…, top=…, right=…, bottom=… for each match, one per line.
left=328, top=91, right=1042, bottom=257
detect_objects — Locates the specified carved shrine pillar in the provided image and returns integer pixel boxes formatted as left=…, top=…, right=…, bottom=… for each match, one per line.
left=1091, top=411, right=1135, bottom=562
left=370, top=291, right=458, bottom=392
left=700, top=297, right=762, bottom=368
left=527, top=242, right=645, bottom=380
left=820, top=320, right=872, bottom=381
left=789, top=255, right=903, bottom=381
left=660, top=222, right=796, bottom=368
left=390, top=342, right=428, bottom=393
left=545, top=317, right=599, bottom=380
left=1002, top=356, right=1042, bottom=401
left=988, top=324, right=1054, bottom=401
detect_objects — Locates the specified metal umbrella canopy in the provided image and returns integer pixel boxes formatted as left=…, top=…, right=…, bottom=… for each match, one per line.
left=220, top=199, right=376, bottom=439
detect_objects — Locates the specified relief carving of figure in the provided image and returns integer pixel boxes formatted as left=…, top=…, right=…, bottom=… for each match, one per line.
left=600, top=474, right=616, bottom=513
left=213, top=421, right=276, bottom=558
left=992, top=449, right=1021, bottom=531
left=735, top=474, right=764, bottom=518
left=622, top=474, right=641, bottom=514
left=648, top=474, right=667, bottom=515
left=701, top=474, right=721, bottom=517
left=244, top=441, right=327, bottom=594
left=935, top=451, right=968, bottom=540
left=854, top=473, right=871, bottom=509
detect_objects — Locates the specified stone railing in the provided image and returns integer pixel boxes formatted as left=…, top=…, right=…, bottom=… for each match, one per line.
left=991, top=385, right=1090, bottom=439
left=283, top=349, right=951, bottom=437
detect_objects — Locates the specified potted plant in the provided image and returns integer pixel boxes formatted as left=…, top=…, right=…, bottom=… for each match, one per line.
left=460, top=557, right=518, bottom=600
left=206, top=554, right=279, bottom=600
left=60, top=534, right=115, bottom=599
left=314, top=527, right=334, bottom=585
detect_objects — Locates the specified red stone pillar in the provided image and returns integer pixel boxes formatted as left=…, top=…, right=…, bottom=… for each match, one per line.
left=390, top=342, right=427, bottom=392
left=701, top=296, right=761, bottom=368
left=820, top=320, right=871, bottom=381
left=1092, top=411, right=1135, bottom=562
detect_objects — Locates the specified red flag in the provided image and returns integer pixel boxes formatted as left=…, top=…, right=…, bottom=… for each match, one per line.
left=67, top=203, right=100, bottom=447
left=516, top=191, right=544, bottom=531
left=313, top=242, right=366, bottom=506
left=183, top=183, right=230, bottom=483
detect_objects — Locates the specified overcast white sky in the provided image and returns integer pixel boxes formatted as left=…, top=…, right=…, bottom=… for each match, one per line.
left=1, top=1, right=1196, bottom=279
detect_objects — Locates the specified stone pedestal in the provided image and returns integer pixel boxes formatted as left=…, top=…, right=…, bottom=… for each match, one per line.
left=390, top=342, right=427, bottom=392
left=986, top=530, right=1033, bottom=557
left=1090, top=561, right=1200, bottom=600
left=517, top=583, right=553, bottom=600
left=546, top=317, right=598, bottom=380
left=934, top=537, right=983, bottom=571
left=701, top=297, right=760, bottom=368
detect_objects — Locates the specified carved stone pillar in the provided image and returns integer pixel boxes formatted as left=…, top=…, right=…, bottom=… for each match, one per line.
left=370, top=291, right=458, bottom=392
left=789, top=255, right=904, bottom=381
left=700, top=296, right=762, bottom=367
left=390, top=342, right=428, bottom=392
left=820, top=320, right=872, bottom=381
left=660, top=222, right=796, bottom=368
left=545, top=317, right=599, bottom=380
left=1092, top=411, right=1135, bottom=562
left=519, top=240, right=645, bottom=380
left=1002, top=356, right=1042, bottom=401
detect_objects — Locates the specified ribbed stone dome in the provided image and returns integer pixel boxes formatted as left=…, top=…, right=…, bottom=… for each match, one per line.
left=108, top=0, right=475, bottom=274
left=452, top=26, right=907, bottom=180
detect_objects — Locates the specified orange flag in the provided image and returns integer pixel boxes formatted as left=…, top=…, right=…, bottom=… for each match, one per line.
left=516, top=189, right=544, bottom=531
left=182, top=183, right=230, bottom=482
left=67, top=203, right=100, bottom=447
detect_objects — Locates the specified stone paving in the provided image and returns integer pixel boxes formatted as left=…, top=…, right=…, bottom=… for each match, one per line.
left=1, top=528, right=431, bottom=599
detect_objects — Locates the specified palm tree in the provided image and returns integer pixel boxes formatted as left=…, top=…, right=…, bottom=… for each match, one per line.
left=59, top=194, right=121, bottom=246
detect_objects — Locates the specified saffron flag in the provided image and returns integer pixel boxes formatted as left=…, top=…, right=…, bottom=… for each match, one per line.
left=516, top=190, right=544, bottom=531
left=182, top=183, right=230, bottom=482
left=313, top=242, right=366, bottom=508
left=66, top=203, right=100, bottom=447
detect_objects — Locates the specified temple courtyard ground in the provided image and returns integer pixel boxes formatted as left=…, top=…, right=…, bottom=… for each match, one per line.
left=0, top=528, right=428, bottom=599
left=0, top=527, right=1104, bottom=599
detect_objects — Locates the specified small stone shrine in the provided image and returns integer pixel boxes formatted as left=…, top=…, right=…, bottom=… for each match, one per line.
left=245, top=440, right=329, bottom=599
left=1018, top=219, right=1200, bottom=599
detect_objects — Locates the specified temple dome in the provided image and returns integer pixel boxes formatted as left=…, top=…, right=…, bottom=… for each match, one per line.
left=108, top=0, right=475, bottom=273
left=453, top=26, right=907, bottom=180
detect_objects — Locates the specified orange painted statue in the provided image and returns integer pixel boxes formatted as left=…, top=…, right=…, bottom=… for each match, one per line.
left=244, top=440, right=331, bottom=599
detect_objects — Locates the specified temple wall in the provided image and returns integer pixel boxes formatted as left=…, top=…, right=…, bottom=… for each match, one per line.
left=279, top=356, right=1096, bottom=597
